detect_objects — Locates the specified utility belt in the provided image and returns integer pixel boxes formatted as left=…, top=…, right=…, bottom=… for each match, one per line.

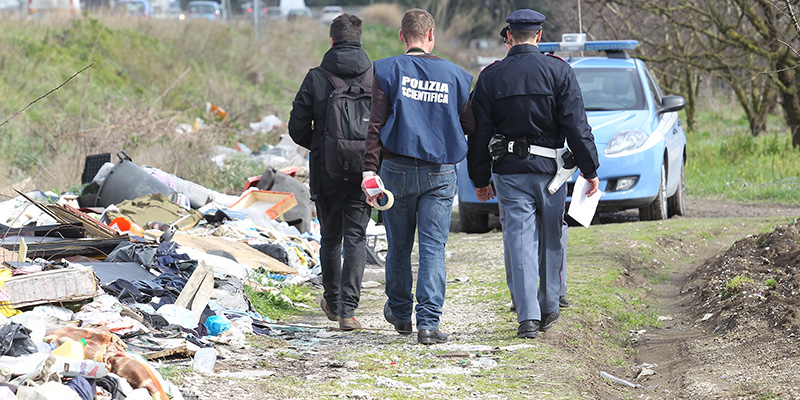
left=489, top=134, right=578, bottom=195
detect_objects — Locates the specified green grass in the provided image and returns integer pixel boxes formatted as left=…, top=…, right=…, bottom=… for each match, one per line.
left=244, top=270, right=315, bottom=321
left=765, top=278, right=777, bottom=288
left=157, top=365, right=191, bottom=385
left=724, top=275, right=755, bottom=297
left=3, top=15, right=799, bottom=205
left=686, top=106, right=800, bottom=203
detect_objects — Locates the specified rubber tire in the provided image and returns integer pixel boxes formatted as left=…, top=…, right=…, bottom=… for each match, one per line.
left=668, top=160, right=687, bottom=217
left=459, top=203, right=489, bottom=233
left=639, top=163, right=668, bottom=221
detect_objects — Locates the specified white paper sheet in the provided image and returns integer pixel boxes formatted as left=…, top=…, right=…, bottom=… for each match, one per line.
left=567, top=176, right=603, bottom=227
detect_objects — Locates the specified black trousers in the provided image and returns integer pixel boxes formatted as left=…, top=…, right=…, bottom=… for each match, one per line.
left=315, top=185, right=371, bottom=318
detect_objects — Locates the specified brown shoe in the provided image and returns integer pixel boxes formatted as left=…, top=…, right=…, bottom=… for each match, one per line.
left=320, top=298, right=338, bottom=322
left=339, top=316, right=362, bottom=331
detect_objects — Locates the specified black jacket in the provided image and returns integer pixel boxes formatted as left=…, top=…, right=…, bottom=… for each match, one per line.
left=288, top=41, right=372, bottom=197
left=468, top=44, right=599, bottom=188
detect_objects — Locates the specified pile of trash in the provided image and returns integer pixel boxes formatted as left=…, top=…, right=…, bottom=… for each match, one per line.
left=0, top=136, right=386, bottom=400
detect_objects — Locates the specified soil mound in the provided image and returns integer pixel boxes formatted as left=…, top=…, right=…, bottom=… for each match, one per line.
left=686, top=220, right=800, bottom=336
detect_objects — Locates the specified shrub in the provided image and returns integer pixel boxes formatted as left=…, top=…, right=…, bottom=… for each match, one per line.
left=723, top=275, right=754, bottom=297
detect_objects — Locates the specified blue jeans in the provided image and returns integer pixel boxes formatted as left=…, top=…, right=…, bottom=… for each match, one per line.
left=494, top=172, right=566, bottom=323
left=381, top=157, right=456, bottom=331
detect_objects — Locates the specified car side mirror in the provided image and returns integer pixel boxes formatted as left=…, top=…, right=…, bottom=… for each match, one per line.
left=659, top=95, right=686, bottom=114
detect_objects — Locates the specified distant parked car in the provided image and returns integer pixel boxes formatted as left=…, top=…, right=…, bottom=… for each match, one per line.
left=165, top=0, right=182, bottom=19
left=319, top=5, right=342, bottom=24
left=265, top=6, right=280, bottom=19
left=286, top=6, right=310, bottom=21
left=184, top=0, right=222, bottom=20
left=27, top=0, right=80, bottom=14
left=113, top=0, right=151, bottom=17
left=239, top=1, right=268, bottom=18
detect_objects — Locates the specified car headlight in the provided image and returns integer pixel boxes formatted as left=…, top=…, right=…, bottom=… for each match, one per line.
left=605, top=128, right=649, bottom=155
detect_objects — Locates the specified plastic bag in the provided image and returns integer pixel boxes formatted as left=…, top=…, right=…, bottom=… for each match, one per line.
left=203, top=315, right=232, bottom=336
left=0, top=323, right=37, bottom=357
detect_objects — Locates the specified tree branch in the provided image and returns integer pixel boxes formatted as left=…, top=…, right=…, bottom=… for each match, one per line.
left=0, top=63, right=95, bottom=129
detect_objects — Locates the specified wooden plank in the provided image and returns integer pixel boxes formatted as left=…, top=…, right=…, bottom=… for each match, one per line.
left=0, top=237, right=127, bottom=260
left=47, top=204, right=118, bottom=239
left=143, top=345, right=194, bottom=360
left=172, top=233, right=295, bottom=275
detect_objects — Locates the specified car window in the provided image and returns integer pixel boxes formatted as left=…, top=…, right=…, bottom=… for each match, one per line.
left=642, top=65, right=663, bottom=108
left=189, top=4, right=215, bottom=12
left=575, top=68, right=646, bottom=111
left=117, top=2, right=145, bottom=13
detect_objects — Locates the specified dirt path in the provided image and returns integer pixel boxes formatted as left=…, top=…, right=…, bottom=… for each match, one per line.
left=631, top=201, right=800, bottom=399
left=599, top=198, right=800, bottom=224
left=631, top=233, right=734, bottom=399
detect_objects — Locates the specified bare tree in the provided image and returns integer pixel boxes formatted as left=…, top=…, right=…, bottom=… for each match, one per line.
left=397, top=0, right=517, bottom=39
left=584, top=0, right=800, bottom=146
left=769, top=0, right=800, bottom=147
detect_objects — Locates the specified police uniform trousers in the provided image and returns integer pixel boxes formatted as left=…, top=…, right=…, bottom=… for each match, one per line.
left=500, top=202, right=568, bottom=307
left=493, top=172, right=566, bottom=323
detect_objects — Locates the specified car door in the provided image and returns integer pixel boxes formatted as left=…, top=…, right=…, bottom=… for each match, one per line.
left=643, top=64, right=684, bottom=197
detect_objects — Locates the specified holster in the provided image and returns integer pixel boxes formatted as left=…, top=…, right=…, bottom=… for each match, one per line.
left=547, top=147, right=578, bottom=195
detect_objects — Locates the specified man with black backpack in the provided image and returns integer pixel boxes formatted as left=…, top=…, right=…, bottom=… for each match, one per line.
left=288, top=13, right=372, bottom=331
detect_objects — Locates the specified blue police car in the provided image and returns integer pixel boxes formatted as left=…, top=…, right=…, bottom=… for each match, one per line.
left=457, top=36, right=687, bottom=232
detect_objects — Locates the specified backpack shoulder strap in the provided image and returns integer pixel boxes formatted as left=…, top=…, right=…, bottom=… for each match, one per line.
left=317, top=65, right=373, bottom=91
left=316, top=66, right=347, bottom=89
left=359, top=66, right=373, bottom=91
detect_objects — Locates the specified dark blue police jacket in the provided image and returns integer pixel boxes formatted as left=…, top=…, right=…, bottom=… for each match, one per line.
left=374, top=55, right=472, bottom=164
left=468, top=44, right=599, bottom=188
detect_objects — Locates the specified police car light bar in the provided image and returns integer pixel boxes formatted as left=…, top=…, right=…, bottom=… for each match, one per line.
left=538, top=34, right=639, bottom=53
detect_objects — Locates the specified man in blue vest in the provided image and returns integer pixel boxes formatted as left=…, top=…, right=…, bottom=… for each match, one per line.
left=289, top=14, right=372, bottom=331
left=362, top=8, right=474, bottom=345
left=469, top=9, right=599, bottom=339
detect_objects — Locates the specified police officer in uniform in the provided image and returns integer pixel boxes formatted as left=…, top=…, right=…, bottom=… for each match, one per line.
left=494, top=26, right=571, bottom=314
left=468, top=9, right=599, bottom=339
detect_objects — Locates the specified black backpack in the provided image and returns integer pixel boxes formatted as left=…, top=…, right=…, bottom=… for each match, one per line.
left=316, top=65, right=373, bottom=182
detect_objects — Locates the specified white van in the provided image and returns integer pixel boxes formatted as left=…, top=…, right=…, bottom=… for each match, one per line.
left=277, top=0, right=304, bottom=18
left=28, top=0, right=81, bottom=14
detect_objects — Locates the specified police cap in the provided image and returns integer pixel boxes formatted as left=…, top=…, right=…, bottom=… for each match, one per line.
left=505, top=9, right=546, bottom=31
left=500, top=25, right=509, bottom=39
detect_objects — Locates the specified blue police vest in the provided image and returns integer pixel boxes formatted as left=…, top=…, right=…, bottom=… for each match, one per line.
left=374, top=55, right=472, bottom=164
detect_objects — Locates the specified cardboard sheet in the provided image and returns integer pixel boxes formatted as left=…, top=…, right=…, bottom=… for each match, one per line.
left=172, top=233, right=295, bottom=275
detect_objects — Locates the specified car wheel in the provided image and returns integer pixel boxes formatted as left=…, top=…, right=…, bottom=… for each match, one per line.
left=639, top=163, right=668, bottom=221
left=668, top=160, right=686, bottom=217
left=459, top=203, right=489, bottom=233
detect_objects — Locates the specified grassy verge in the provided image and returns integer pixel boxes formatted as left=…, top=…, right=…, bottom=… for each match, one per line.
left=685, top=101, right=800, bottom=203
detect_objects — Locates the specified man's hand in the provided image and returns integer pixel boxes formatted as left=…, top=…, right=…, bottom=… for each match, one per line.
left=361, top=171, right=384, bottom=207
left=475, top=185, right=495, bottom=202
left=582, top=174, right=600, bottom=197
